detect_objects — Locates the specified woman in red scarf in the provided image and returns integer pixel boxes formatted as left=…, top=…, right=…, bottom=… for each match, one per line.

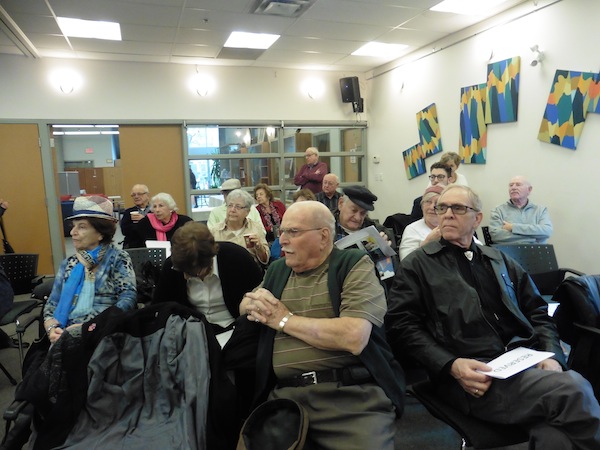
left=253, top=183, right=286, bottom=243
left=130, top=192, right=192, bottom=248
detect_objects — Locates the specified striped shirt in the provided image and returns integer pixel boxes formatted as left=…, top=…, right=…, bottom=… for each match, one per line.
left=272, top=254, right=386, bottom=379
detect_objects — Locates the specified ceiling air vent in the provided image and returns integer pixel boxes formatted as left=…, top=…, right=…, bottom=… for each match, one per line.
left=252, top=0, right=316, bottom=18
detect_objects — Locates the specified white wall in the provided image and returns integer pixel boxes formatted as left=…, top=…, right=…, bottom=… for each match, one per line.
left=0, top=56, right=364, bottom=122
left=367, top=0, right=599, bottom=274
left=59, top=135, right=114, bottom=168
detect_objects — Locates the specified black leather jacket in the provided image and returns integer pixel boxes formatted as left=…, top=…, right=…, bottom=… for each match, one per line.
left=386, top=240, right=566, bottom=377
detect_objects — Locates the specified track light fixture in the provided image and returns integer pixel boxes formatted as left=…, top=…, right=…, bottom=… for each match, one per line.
left=530, top=44, right=544, bottom=67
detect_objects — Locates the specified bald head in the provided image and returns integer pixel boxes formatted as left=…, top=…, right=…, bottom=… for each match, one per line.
left=322, top=173, right=339, bottom=197
left=131, top=184, right=150, bottom=207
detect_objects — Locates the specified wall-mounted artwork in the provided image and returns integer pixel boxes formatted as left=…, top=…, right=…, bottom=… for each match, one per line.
left=538, top=70, right=600, bottom=150
left=459, top=83, right=488, bottom=164
left=485, top=57, right=520, bottom=124
left=402, top=143, right=426, bottom=180
left=416, top=103, right=443, bottom=157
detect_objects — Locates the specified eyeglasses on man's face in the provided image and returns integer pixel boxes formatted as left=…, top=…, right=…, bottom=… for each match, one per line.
left=278, top=227, right=323, bottom=238
left=428, top=174, right=447, bottom=181
left=226, top=203, right=248, bottom=211
left=434, top=204, right=479, bottom=215
left=130, top=192, right=148, bottom=197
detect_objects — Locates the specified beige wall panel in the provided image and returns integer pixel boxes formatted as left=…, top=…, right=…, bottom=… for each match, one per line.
left=119, top=125, right=187, bottom=215
left=0, top=124, right=54, bottom=274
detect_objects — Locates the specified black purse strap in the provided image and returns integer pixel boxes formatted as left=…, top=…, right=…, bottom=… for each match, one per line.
left=0, top=217, right=7, bottom=241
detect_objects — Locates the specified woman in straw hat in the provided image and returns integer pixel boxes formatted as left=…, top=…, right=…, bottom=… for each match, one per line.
left=43, top=195, right=137, bottom=343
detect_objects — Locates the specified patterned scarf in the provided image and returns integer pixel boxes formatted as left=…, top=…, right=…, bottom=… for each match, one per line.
left=257, top=202, right=281, bottom=233
left=147, top=212, right=179, bottom=241
left=54, top=244, right=107, bottom=327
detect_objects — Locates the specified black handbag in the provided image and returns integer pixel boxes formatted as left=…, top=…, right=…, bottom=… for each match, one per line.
left=0, top=218, right=15, bottom=254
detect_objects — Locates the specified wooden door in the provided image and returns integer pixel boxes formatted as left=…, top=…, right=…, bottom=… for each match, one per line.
left=0, top=124, right=54, bottom=274
left=118, top=125, right=187, bottom=215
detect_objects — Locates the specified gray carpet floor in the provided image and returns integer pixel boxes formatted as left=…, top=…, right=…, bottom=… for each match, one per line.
left=0, top=295, right=529, bottom=449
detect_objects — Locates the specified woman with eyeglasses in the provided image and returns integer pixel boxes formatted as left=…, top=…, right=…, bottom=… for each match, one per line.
left=400, top=185, right=444, bottom=260
left=129, top=192, right=192, bottom=248
left=209, top=189, right=270, bottom=266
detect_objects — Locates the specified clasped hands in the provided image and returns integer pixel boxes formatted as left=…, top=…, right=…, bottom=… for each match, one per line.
left=242, top=288, right=288, bottom=330
left=451, top=357, right=563, bottom=398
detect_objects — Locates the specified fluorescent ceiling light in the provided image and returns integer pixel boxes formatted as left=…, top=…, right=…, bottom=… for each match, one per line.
left=352, top=42, right=408, bottom=58
left=52, top=124, right=94, bottom=128
left=57, top=17, right=122, bottom=41
left=430, top=0, right=508, bottom=15
left=224, top=31, right=280, bottom=49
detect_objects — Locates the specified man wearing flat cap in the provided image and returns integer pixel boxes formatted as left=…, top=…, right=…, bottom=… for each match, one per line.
left=335, top=185, right=394, bottom=247
left=207, top=179, right=265, bottom=232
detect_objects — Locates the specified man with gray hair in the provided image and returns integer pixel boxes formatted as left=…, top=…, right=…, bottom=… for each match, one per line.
left=316, top=173, right=341, bottom=213
left=489, top=175, right=553, bottom=244
left=243, top=201, right=404, bottom=449
left=293, top=147, right=328, bottom=194
left=387, top=184, right=600, bottom=449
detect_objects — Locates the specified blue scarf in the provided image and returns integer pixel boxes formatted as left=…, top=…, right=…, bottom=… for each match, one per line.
left=54, top=245, right=102, bottom=327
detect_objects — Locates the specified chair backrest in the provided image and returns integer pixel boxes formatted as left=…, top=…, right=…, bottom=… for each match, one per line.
left=494, top=244, right=562, bottom=295
left=493, top=244, right=558, bottom=274
left=481, top=226, right=493, bottom=246
left=125, top=247, right=167, bottom=276
left=383, top=213, right=415, bottom=248
left=0, top=253, right=39, bottom=295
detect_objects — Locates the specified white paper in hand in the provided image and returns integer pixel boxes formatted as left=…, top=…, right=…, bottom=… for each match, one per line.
left=477, top=347, right=555, bottom=379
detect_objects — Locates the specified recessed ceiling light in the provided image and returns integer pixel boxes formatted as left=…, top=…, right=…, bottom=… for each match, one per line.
left=57, top=17, right=122, bottom=41
left=352, top=42, right=408, bottom=58
left=224, top=31, right=280, bottom=50
left=430, top=0, right=508, bottom=15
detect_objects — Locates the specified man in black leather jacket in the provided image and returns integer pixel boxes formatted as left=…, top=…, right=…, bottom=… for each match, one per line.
left=387, top=185, right=600, bottom=449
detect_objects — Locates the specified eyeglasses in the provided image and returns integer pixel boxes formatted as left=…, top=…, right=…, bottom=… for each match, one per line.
left=305, top=153, right=316, bottom=158
left=130, top=192, right=148, bottom=197
left=434, top=204, right=480, bottom=215
left=226, top=203, right=248, bottom=211
left=278, top=227, right=323, bottom=238
left=428, top=174, right=447, bottom=181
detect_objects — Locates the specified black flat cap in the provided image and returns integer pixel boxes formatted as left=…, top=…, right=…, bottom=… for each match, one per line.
left=343, top=185, right=377, bottom=211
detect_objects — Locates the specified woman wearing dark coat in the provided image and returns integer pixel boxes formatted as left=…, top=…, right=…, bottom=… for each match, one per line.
left=153, top=222, right=263, bottom=426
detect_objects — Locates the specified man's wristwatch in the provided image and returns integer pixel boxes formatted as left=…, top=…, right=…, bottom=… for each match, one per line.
left=278, top=312, right=294, bottom=333
left=46, top=324, right=59, bottom=334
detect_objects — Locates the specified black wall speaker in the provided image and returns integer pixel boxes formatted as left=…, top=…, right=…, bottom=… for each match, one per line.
left=339, top=77, right=360, bottom=103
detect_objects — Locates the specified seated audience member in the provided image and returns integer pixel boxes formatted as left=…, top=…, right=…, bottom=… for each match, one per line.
left=253, top=183, right=286, bottom=243
left=130, top=192, right=192, bottom=248
left=316, top=173, right=341, bottom=213
left=387, top=185, right=600, bottom=449
left=489, top=175, right=553, bottom=244
left=153, top=222, right=263, bottom=421
left=293, top=147, right=328, bottom=194
left=120, top=184, right=151, bottom=248
left=209, top=189, right=269, bottom=266
left=243, top=201, right=405, bottom=449
left=410, top=162, right=451, bottom=220
left=439, top=151, right=468, bottom=186
left=207, top=179, right=265, bottom=232
left=400, top=185, right=443, bottom=260
left=292, top=188, right=316, bottom=202
left=5, top=196, right=137, bottom=449
left=335, top=186, right=394, bottom=246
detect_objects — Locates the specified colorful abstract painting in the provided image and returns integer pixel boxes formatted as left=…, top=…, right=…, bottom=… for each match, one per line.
left=416, top=103, right=443, bottom=157
left=459, top=83, right=488, bottom=164
left=402, top=143, right=426, bottom=180
left=538, top=70, right=600, bottom=149
left=485, top=57, right=520, bottom=124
